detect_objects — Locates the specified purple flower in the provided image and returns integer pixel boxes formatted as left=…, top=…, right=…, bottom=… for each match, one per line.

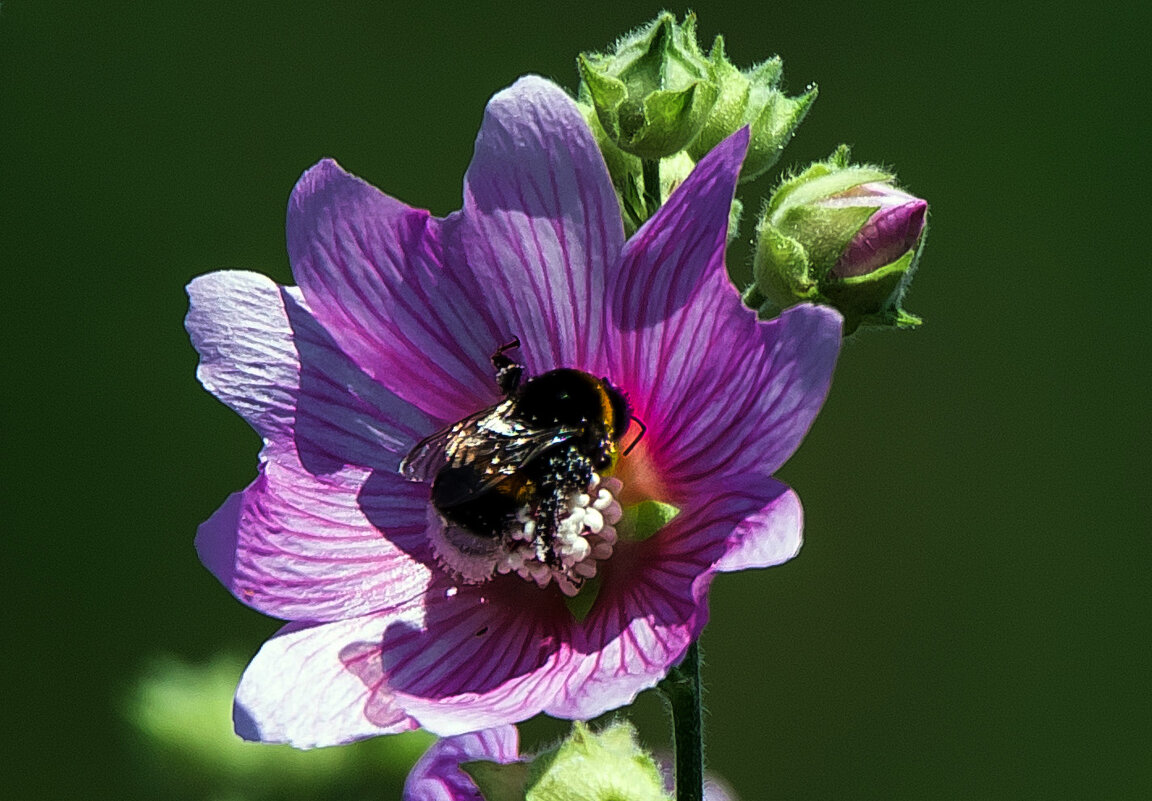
left=404, top=726, right=520, bottom=801
left=187, top=76, right=841, bottom=748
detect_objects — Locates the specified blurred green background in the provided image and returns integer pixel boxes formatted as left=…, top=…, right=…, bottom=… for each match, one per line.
left=3, top=1, right=1147, bottom=798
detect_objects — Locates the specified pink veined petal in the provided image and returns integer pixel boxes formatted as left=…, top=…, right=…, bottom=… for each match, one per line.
left=234, top=617, right=420, bottom=749
left=196, top=456, right=433, bottom=622
left=710, top=477, right=804, bottom=572
left=323, top=473, right=804, bottom=737
left=186, top=271, right=303, bottom=443
left=186, top=270, right=435, bottom=472
left=403, top=726, right=520, bottom=801
left=189, top=76, right=844, bottom=750
left=288, top=159, right=505, bottom=423
left=375, top=577, right=570, bottom=736
left=188, top=271, right=439, bottom=622
left=368, top=509, right=726, bottom=734
left=605, top=130, right=841, bottom=484
left=459, top=75, right=624, bottom=375
left=652, top=302, right=842, bottom=486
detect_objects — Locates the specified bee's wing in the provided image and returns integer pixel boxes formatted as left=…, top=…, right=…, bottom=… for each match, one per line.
left=400, top=402, right=579, bottom=491
left=431, top=423, right=582, bottom=509
left=399, top=407, right=493, bottom=483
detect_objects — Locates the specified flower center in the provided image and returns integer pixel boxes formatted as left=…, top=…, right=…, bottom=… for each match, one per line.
left=427, top=473, right=624, bottom=595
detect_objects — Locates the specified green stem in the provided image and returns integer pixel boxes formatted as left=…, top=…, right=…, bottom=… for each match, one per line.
left=642, top=158, right=661, bottom=218
left=659, top=640, right=704, bottom=801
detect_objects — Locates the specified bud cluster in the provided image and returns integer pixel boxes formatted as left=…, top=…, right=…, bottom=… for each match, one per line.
left=577, top=12, right=815, bottom=232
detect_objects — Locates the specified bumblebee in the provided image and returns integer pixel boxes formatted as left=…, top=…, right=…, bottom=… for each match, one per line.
left=400, top=339, right=633, bottom=567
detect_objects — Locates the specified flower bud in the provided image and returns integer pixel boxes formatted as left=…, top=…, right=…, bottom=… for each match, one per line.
left=523, top=722, right=668, bottom=801
left=687, top=37, right=817, bottom=183
left=579, top=101, right=700, bottom=234
left=749, top=146, right=928, bottom=334
left=578, top=13, right=720, bottom=160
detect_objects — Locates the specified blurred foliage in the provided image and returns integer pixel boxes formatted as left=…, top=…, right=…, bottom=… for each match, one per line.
left=122, top=654, right=432, bottom=801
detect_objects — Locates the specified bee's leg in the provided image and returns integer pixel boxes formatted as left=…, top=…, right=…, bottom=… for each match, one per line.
left=492, top=336, right=523, bottom=395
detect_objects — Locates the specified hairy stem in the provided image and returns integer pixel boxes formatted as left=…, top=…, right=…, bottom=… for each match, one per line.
left=642, top=158, right=661, bottom=218
left=659, top=640, right=703, bottom=801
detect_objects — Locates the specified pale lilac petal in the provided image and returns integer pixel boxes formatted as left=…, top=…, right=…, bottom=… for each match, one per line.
left=404, top=726, right=520, bottom=801
left=186, top=270, right=435, bottom=472
left=196, top=456, right=432, bottom=622
left=186, top=271, right=302, bottom=442
left=234, top=617, right=419, bottom=748
left=711, top=478, right=803, bottom=572
left=459, top=75, right=624, bottom=374
left=189, top=271, right=439, bottom=622
left=288, top=160, right=504, bottom=423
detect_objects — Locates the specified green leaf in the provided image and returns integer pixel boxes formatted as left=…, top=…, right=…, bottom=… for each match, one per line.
left=563, top=574, right=604, bottom=622
left=617, top=500, right=681, bottom=542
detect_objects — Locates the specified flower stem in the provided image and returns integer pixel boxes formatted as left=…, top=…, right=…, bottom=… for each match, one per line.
left=642, top=158, right=661, bottom=218
left=659, top=640, right=704, bottom=801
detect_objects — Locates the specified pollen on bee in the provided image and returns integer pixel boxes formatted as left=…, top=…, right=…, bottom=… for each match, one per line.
left=430, top=472, right=625, bottom=594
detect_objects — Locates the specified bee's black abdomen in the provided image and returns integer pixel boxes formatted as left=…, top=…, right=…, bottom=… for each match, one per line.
left=432, top=466, right=518, bottom=537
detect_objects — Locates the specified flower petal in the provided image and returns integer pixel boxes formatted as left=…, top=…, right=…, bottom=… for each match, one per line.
left=288, top=160, right=504, bottom=423
left=710, top=477, right=804, bottom=572
left=188, top=271, right=438, bottom=621
left=605, top=131, right=841, bottom=483
left=653, top=302, right=841, bottom=485
left=608, top=128, right=749, bottom=342
left=186, top=270, right=434, bottom=472
left=459, top=75, right=624, bottom=374
left=186, top=271, right=301, bottom=443
left=234, top=617, right=419, bottom=748
left=196, top=457, right=433, bottom=622
left=403, top=726, right=520, bottom=801
left=315, top=471, right=802, bottom=737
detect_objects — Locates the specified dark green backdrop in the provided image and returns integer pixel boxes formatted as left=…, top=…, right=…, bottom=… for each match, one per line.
left=3, top=1, right=1147, bottom=798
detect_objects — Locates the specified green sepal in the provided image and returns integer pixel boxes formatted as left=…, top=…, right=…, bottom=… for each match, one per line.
left=751, top=219, right=817, bottom=308
left=563, top=574, right=604, bottom=622
left=688, top=36, right=750, bottom=157
left=580, top=101, right=698, bottom=234
left=617, top=500, right=682, bottom=542
left=766, top=162, right=891, bottom=220
left=727, top=196, right=744, bottom=244
left=822, top=248, right=920, bottom=334
left=687, top=36, right=817, bottom=181
left=625, top=82, right=718, bottom=159
left=577, top=12, right=719, bottom=160
left=578, top=55, right=628, bottom=142
left=524, top=722, right=669, bottom=801
left=742, top=83, right=818, bottom=182
left=463, top=759, right=531, bottom=801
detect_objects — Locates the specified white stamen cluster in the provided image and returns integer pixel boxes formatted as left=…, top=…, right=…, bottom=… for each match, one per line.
left=496, top=473, right=624, bottom=596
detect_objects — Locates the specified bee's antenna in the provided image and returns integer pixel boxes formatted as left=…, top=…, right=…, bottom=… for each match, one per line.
left=623, top=415, right=646, bottom=455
